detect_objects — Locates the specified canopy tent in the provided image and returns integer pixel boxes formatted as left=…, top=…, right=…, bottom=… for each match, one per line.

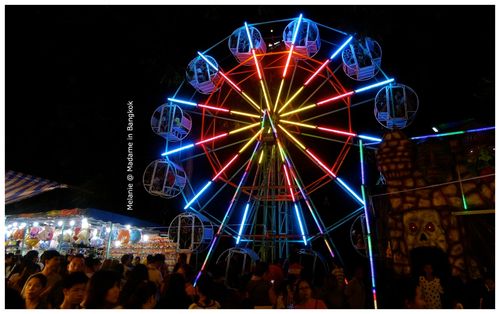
left=5, top=208, right=161, bottom=228
left=5, top=170, right=68, bottom=204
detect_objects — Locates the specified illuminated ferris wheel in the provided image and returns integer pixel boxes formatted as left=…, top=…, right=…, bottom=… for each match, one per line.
left=144, top=14, right=418, bottom=298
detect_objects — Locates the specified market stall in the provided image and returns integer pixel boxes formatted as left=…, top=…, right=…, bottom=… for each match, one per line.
left=5, top=208, right=176, bottom=263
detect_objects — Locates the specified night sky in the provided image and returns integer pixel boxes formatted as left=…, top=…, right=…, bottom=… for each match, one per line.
left=6, top=5, right=495, bottom=234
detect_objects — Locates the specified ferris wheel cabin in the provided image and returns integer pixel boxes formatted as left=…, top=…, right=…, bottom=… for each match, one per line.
left=374, top=84, right=419, bottom=129
left=151, top=103, right=192, bottom=142
left=186, top=55, right=222, bottom=94
left=143, top=159, right=187, bottom=199
left=228, top=25, right=267, bottom=64
left=283, top=18, right=321, bottom=58
left=342, top=37, right=382, bottom=81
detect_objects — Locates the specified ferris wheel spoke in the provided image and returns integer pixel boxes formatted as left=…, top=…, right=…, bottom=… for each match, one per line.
left=197, top=52, right=263, bottom=113
left=272, top=14, right=304, bottom=113
left=279, top=125, right=364, bottom=206
left=183, top=128, right=263, bottom=210
left=194, top=140, right=262, bottom=285
left=168, top=97, right=261, bottom=119
left=280, top=78, right=394, bottom=118
left=277, top=140, right=339, bottom=258
left=277, top=35, right=352, bottom=115
left=303, top=35, right=353, bottom=86
left=243, top=22, right=274, bottom=113
left=162, top=122, right=260, bottom=156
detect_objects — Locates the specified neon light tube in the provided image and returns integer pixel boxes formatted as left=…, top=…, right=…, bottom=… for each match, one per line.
left=195, top=133, right=228, bottom=145
left=253, top=50, right=263, bottom=80
left=281, top=147, right=333, bottom=255
left=280, top=104, right=316, bottom=117
left=410, top=126, right=494, bottom=140
left=278, top=86, right=305, bottom=113
left=294, top=204, right=307, bottom=245
left=317, top=127, right=356, bottom=137
left=336, top=177, right=364, bottom=205
left=354, top=78, right=394, bottom=93
left=274, top=80, right=285, bottom=112
left=280, top=119, right=316, bottom=129
left=236, top=203, right=250, bottom=244
left=291, top=14, right=303, bottom=44
left=161, top=143, right=195, bottom=156
left=244, top=23, right=254, bottom=49
left=213, top=154, right=239, bottom=181
left=358, top=134, right=382, bottom=142
left=241, top=92, right=261, bottom=111
left=258, top=150, right=264, bottom=164
left=303, top=36, right=353, bottom=86
left=277, top=125, right=306, bottom=150
left=282, top=44, right=294, bottom=78
left=238, top=129, right=263, bottom=153
left=316, top=91, right=354, bottom=106
left=282, top=14, right=303, bottom=78
left=197, top=52, right=218, bottom=71
left=305, top=149, right=337, bottom=178
left=260, top=80, right=271, bottom=110
left=330, top=36, right=353, bottom=60
left=184, top=181, right=212, bottom=209
left=168, top=98, right=197, bottom=107
left=194, top=141, right=261, bottom=286
left=359, top=139, right=378, bottom=309
left=304, top=60, right=330, bottom=87
left=198, top=104, right=230, bottom=112
left=168, top=98, right=258, bottom=119
left=228, top=122, right=260, bottom=135
left=230, top=110, right=261, bottom=119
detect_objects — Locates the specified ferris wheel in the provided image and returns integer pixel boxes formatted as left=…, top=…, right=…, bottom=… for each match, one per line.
left=144, top=14, right=418, bottom=294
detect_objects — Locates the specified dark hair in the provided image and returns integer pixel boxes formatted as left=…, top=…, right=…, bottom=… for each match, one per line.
left=123, top=281, right=157, bottom=309
left=62, top=271, right=88, bottom=289
left=121, top=254, right=131, bottom=264
left=84, top=270, right=121, bottom=309
left=23, top=250, right=39, bottom=262
left=40, top=250, right=60, bottom=264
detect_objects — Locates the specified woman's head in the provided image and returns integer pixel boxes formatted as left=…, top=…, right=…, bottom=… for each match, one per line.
left=296, top=279, right=313, bottom=302
left=23, top=273, right=47, bottom=301
left=84, top=270, right=121, bottom=308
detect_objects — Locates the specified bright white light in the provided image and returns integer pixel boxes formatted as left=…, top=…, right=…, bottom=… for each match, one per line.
left=92, top=229, right=98, bottom=237
left=82, top=218, right=89, bottom=229
left=125, top=224, right=131, bottom=230
left=13, top=222, right=18, bottom=227
left=270, top=29, right=274, bottom=33
left=7, top=224, right=12, bottom=229
left=114, top=240, right=121, bottom=247
left=33, top=222, right=39, bottom=227
left=69, top=220, right=75, bottom=227
left=58, top=221, right=63, bottom=227
left=432, top=127, right=439, bottom=133
left=20, top=223, right=26, bottom=228
left=106, top=227, right=111, bottom=233
left=143, top=235, right=149, bottom=242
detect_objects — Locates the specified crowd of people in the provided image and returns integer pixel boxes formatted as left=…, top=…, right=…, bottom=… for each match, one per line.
left=4, top=249, right=495, bottom=309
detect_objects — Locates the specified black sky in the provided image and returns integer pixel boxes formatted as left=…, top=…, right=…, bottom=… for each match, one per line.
left=5, top=5, right=495, bottom=230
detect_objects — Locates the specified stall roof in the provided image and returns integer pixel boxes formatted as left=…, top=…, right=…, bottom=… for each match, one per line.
left=6, top=208, right=162, bottom=228
left=5, top=170, right=68, bottom=204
